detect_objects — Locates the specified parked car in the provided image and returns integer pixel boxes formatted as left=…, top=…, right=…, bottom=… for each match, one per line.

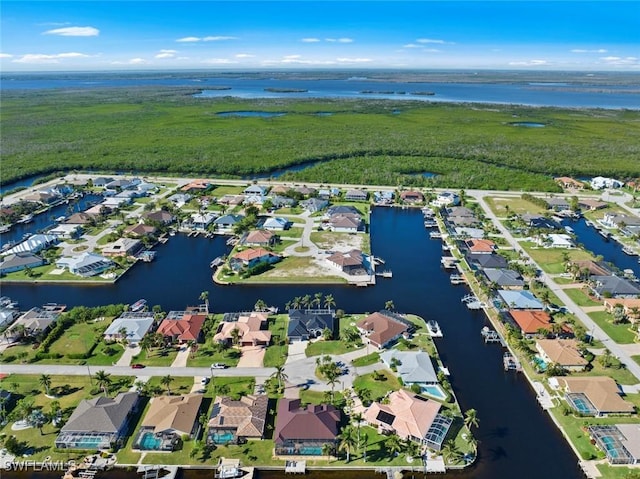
left=131, top=363, right=145, bottom=369
left=200, top=377, right=210, bottom=385
left=211, top=363, right=227, bottom=369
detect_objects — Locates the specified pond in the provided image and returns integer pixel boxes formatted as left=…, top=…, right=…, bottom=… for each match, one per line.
left=509, top=121, right=546, bottom=128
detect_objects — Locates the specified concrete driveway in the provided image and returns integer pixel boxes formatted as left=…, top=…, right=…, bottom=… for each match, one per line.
left=237, top=345, right=266, bottom=367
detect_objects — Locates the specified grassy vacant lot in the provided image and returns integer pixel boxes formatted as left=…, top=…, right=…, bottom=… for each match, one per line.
left=587, top=311, right=638, bottom=345
left=352, top=370, right=402, bottom=403
left=210, top=376, right=256, bottom=399
left=146, top=376, right=195, bottom=395
left=263, top=315, right=288, bottom=367
left=351, top=352, right=380, bottom=367
left=563, top=287, right=602, bottom=307
left=6, top=89, right=637, bottom=190
left=132, top=345, right=179, bottom=366
left=521, top=242, right=594, bottom=274
left=310, top=231, right=366, bottom=251
left=485, top=196, right=546, bottom=216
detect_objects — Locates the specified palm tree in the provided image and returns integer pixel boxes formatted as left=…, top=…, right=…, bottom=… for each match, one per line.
left=291, top=297, right=302, bottom=310
left=39, top=374, right=52, bottom=397
left=199, top=291, right=210, bottom=314
left=385, top=434, right=403, bottom=458
left=464, top=408, right=479, bottom=430
left=302, top=294, right=311, bottom=310
left=442, top=439, right=462, bottom=464
left=230, top=327, right=241, bottom=347
left=161, top=375, right=174, bottom=395
left=327, top=376, right=339, bottom=403
left=94, top=370, right=112, bottom=396
left=314, top=292, right=323, bottom=308
left=254, top=299, right=267, bottom=311
left=271, top=365, right=288, bottom=391
left=323, top=294, right=336, bottom=310
left=338, top=425, right=358, bottom=462
left=321, top=443, right=334, bottom=462
left=49, top=400, right=61, bottom=424
left=384, top=300, right=395, bottom=311
left=467, top=435, right=479, bottom=456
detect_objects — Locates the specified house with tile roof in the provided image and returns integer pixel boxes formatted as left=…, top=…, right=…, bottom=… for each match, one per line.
left=380, top=350, right=438, bottom=387
left=555, top=376, right=634, bottom=416
left=508, top=310, right=560, bottom=337
left=243, top=230, right=276, bottom=247
left=7, top=307, right=61, bottom=340
left=535, top=339, right=588, bottom=371
left=400, top=190, right=424, bottom=204
left=55, top=252, right=114, bottom=277
left=231, top=248, right=280, bottom=271
left=213, top=312, right=272, bottom=346
left=133, top=394, right=203, bottom=451
left=287, top=309, right=335, bottom=341
left=64, top=212, right=94, bottom=225
left=143, top=210, right=176, bottom=225
left=363, top=389, right=452, bottom=451
left=124, top=223, right=157, bottom=238
left=274, top=399, right=341, bottom=456
left=157, top=313, right=206, bottom=344
left=603, top=298, right=640, bottom=324
left=464, top=239, right=496, bottom=254
left=356, top=311, right=412, bottom=349
left=555, top=177, right=584, bottom=190
left=326, top=249, right=368, bottom=275
left=55, top=392, right=139, bottom=449
left=328, top=213, right=364, bottom=233
left=344, top=189, right=368, bottom=201
left=102, top=238, right=143, bottom=258
left=208, top=394, right=268, bottom=445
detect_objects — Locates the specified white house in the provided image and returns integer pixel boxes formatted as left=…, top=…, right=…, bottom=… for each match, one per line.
left=1, top=234, right=58, bottom=257
left=56, top=252, right=114, bottom=277
left=244, top=185, right=269, bottom=196
left=104, top=312, right=155, bottom=344
left=188, top=212, right=217, bottom=231
left=432, top=191, right=460, bottom=207
left=536, top=233, right=575, bottom=249
left=591, top=176, right=624, bottom=190
left=263, top=217, right=290, bottom=231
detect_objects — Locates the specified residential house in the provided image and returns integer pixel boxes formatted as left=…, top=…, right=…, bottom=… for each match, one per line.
left=105, top=178, right=134, bottom=191
left=363, top=389, right=452, bottom=451
left=329, top=213, right=364, bottom=233
left=1, top=234, right=58, bottom=257
left=572, top=260, right=614, bottom=278
left=373, top=190, right=394, bottom=205
left=400, top=190, right=424, bottom=204
left=453, top=227, right=485, bottom=240
left=133, top=394, right=203, bottom=451
left=464, top=239, right=496, bottom=254
left=432, top=191, right=460, bottom=207
left=380, top=350, right=438, bottom=388
left=295, top=186, right=317, bottom=197
left=213, top=312, right=271, bottom=346
left=535, top=339, right=587, bottom=371
left=344, top=189, right=368, bottom=201
left=0, top=253, right=44, bottom=274
left=326, top=205, right=361, bottom=217
left=269, top=185, right=291, bottom=195
left=208, top=394, right=268, bottom=445
left=218, top=194, right=245, bottom=206
left=244, top=230, right=276, bottom=247
left=24, top=191, right=58, bottom=204
left=167, top=193, right=192, bottom=207
left=93, top=177, right=114, bottom=188
left=546, top=197, right=571, bottom=211
left=262, top=217, right=291, bottom=231
left=102, top=238, right=143, bottom=258
left=603, top=298, right=640, bottom=324
left=317, top=187, right=341, bottom=199
left=301, top=197, right=328, bottom=213
left=181, top=179, right=213, bottom=193
left=0, top=308, right=19, bottom=329
left=465, top=252, right=509, bottom=270
left=274, top=399, right=341, bottom=456
left=143, top=210, right=175, bottom=225
left=287, top=309, right=335, bottom=341
left=497, top=290, right=545, bottom=310
left=243, top=194, right=268, bottom=207
left=555, top=376, right=634, bottom=416
left=55, top=252, right=114, bottom=277
left=601, top=213, right=640, bottom=230
left=8, top=307, right=61, bottom=339
left=588, top=424, right=640, bottom=465
left=244, top=185, right=269, bottom=196
left=103, top=312, right=155, bottom=345
left=124, top=223, right=157, bottom=238
left=509, top=310, right=564, bottom=337
left=356, top=310, right=412, bottom=349
left=65, top=212, right=94, bottom=225
left=188, top=212, right=217, bottom=231
left=555, top=177, right=584, bottom=190
left=482, top=268, right=525, bottom=289
left=156, top=313, right=206, bottom=344
left=114, top=190, right=141, bottom=201
left=445, top=206, right=479, bottom=227
left=591, top=176, right=624, bottom=190
left=55, top=392, right=139, bottom=449
left=214, top=214, right=245, bottom=232
left=589, top=275, right=640, bottom=299
left=136, top=181, right=157, bottom=194
left=100, top=196, right=131, bottom=208
left=47, top=223, right=82, bottom=239
left=326, top=249, right=368, bottom=275
left=536, top=233, right=575, bottom=249
left=578, top=199, right=607, bottom=211
left=231, top=248, right=280, bottom=271
left=270, top=195, right=297, bottom=209
left=522, top=214, right=560, bottom=230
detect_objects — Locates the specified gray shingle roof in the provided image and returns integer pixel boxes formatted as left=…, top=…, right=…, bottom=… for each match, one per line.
left=61, top=392, right=138, bottom=434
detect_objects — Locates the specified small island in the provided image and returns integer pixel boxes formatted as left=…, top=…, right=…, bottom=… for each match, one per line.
left=264, top=88, right=308, bottom=93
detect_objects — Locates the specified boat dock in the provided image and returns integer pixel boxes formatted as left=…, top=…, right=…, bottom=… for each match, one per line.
left=450, top=274, right=466, bottom=285
left=429, top=231, right=442, bottom=239
left=481, top=326, right=505, bottom=345
left=210, top=256, right=225, bottom=268
left=462, top=294, right=486, bottom=310
left=284, top=460, right=306, bottom=474
left=503, top=352, right=522, bottom=372
left=376, top=270, right=393, bottom=278
left=138, top=465, right=178, bottom=479
left=441, top=256, right=458, bottom=269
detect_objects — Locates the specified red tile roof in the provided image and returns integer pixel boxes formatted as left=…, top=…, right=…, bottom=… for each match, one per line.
left=157, top=314, right=206, bottom=341
left=274, top=399, right=341, bottom=445
left=356, top=312, right=409, bottom=348
left=233, top=248, right=276, bottom=262
left=510, top=310, right=555, bottom=334
left=465, top=239, right=496, bottom=253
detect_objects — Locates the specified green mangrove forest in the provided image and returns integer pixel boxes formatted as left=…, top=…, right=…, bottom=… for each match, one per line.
left=1, top=87, right=639, bottom=191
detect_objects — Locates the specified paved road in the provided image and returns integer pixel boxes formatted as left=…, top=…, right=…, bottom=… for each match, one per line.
left=473, top=191, right=640, bottom=383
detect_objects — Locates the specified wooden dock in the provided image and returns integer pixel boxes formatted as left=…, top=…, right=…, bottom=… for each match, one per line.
left=503, top=352, right=522, bottom=372
left=450, top=274, right=466, bottom=284
left=481, top=326, right=505, bottom=345
left=284, top=460, right=306, bottom=474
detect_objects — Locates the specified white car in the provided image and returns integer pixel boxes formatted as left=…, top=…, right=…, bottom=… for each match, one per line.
left=200, top=376, right=210, bottom=385
left=211, top=363, right=227, bottom=369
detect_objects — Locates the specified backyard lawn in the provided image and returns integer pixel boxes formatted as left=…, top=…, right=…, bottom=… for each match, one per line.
left=352, top=369, right=401, bottom=403
left=563, top=288, right=602, bottom=307
left=587, top=311, right=637, bottom=345
left=131, top=346, right=179, bottom=366
left=522, top=243, right=594, bottom=274
left=263, top=315, right=288, bottom=367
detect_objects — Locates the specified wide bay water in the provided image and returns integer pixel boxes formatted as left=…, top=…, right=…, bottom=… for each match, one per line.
left=1, top=73, right=638, bottom=109
left=1, top=207, right=582, bottom=479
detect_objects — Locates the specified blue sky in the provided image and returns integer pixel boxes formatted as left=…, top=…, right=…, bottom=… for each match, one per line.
left=1, top=1, right=638, bottom=71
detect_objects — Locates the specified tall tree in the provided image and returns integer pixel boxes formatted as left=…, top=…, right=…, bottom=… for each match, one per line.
left=94, top=370, right=112, bottom=397
left=271, top=365, right=288, bottom=391
left=39, top=374, right=52, bottom=397
left=385, top=434, right=403, bottom=458
left=199, top=291, right=210, bottom=314
left=323, top=294, right=336, bottom=310
left=161, top=375, right=174, bottom=395
left=384, top=300, right=395, bottom=311
left=338, top=424, right=358, bottom=462
left=464, top=408, right=480, bottom=430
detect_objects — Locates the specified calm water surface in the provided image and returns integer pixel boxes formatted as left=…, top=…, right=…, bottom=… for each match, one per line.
left=1, top=208, right=582, bottom=479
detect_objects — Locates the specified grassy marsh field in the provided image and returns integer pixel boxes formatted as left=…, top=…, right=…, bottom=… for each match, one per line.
left=2, top=88, right=639, bottom=190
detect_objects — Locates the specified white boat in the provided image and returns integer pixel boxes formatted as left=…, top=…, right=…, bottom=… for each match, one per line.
left=17, top=214, right=33, bottom=224
left=622, top=246, right=638, bottom=256
left=429, top=231, right=442, bottom=239
left=130, top=299, right=147, bottom=312
left=0, top=224, right=10, bottom=233
left=427, top=320, right=443, bottom=337
left=54, top=216, right=66, bottom=222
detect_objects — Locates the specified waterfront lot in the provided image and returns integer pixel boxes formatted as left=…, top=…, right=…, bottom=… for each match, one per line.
left=521, top=242, right=594, bottom=274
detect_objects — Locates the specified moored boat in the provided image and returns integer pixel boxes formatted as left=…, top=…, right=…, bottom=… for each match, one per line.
left=131, top=298, right=147, bottom=312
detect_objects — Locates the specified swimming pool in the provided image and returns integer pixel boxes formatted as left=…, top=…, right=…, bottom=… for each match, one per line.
left=601, top=436, right=619, bottom=458
left=421, top=384, right=448, bottom=401
left=139, top=432, right=162, bottom=450
left=211, top=431, right=235, bottom=444
left=533, top=355, right=547, bottom=372
left=74, top=437, right=105, bottom=449
left=299, top=446, right=323, bottom=455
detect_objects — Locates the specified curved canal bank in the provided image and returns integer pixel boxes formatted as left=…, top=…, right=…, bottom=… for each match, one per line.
left=0, top=207, right=583, bottom=479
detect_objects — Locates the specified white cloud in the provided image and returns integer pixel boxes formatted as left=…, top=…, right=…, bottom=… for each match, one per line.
left=177, top=36, right=237, bottom=43
left=301, top=38, right=321, bottom=43
left=0, top=53, right=13, bottom=58
left=336, top=57, right=372, bottom=63
left=43, top=26, right=99, bottom=37
left=326, top=38, right=353, bottom=43
left=262, top=56, right=336, bottom=65
left=508, top=59, right=549, bottom=66
left=155, top=49, right=177, bottom=59
left=571, top=48, right=608, bottom=54
left=128, top=58, right=147, bottom=65
left=176, top=36, right=201, bottom=43
left=600, top=56, right=639, bottom=66
left=403, top=43, right=420, bottom=48
left=201, top=58, right=237, bottom=64
left=423, top=49, right=440, bottom=53
left=283, top=55, right=301, bottom=60
left=235, top=53, right=255, bottom=58
left=12, top=52, right=90, bottom=63
left=416, top=38, right=452, bottom=45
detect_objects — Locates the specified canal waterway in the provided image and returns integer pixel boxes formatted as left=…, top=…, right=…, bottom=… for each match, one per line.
left=564, top=218, right=640, bottom=277
left=1, top=207, right=582, bottom=479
